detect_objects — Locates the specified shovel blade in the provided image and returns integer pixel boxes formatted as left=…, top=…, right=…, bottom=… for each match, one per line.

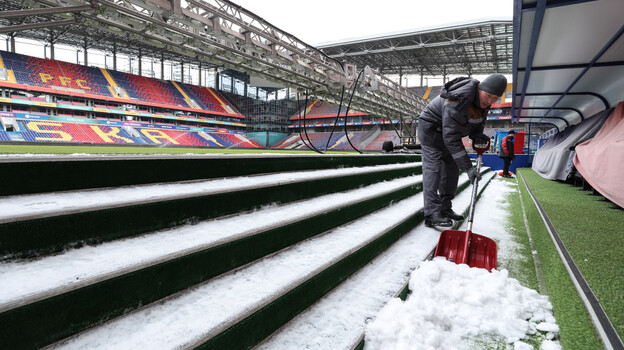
left=467, top=233, right=497, bottom=271
left=434, top=229, right=470, bottom=265
left=434, top=230, right=497, bottom=271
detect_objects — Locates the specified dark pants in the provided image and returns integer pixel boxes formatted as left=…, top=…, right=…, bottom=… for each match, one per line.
left=417, top=120, right=459, bottom=217
left=502, top=157, right=512, bottom=175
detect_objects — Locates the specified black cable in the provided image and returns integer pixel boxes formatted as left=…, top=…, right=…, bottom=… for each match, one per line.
left=295, top=90, right=322, bottom=154
left=301, top=89, right=323, bottom=153
left=295, top=92, right=309, bottom=150
left=324, top=86, right=346, bottom=152
left=341, top=69, right=365, bottom=154
left=295, top=91, right=313, bottom=151
left=386, top=115, right=405, bottom=145
left=324, top=67, right=366, bottom=153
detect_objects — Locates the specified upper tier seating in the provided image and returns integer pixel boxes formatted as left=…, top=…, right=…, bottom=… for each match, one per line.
left=0, top=51, right=239, bottom=115
left=0, top=51, right=112, bottom=97
left=180, top=85, right=228, bottom=114
left=106, top=70, right=186, bottom=107
left=408, top=86, right=428, bottom=99
left=306, top=101, right=340, bottom=116
left=291, top=101, right=362, bottom=120
left=55, top=59, right=112, bottom=97
left=427, top=86, right=442, bottom=100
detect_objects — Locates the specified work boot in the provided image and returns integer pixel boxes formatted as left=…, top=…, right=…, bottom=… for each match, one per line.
left=441, top=209, right=464, bottom=221
left=425, top=213, right=453, bottom=228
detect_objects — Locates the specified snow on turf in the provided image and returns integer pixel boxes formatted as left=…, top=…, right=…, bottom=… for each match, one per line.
left=364, top=259, right=559, bottom=350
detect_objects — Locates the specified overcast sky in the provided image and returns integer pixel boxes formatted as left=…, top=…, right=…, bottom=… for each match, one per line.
left=230, top=0, right=514, bottom=45
left=1, top=0, right=514, bottom=86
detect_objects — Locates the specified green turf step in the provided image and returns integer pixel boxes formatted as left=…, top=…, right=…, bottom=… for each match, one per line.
left=0, top=164, right=421, bottom=259
left=200, top=209, right=426, bottom=350
left=0, top=179, right=423, bottom=350
left=349, top=170, right=495, bottom=350
left=0, top=154, right=420, bottom=196
left=262, top=168, right=494, bottom=350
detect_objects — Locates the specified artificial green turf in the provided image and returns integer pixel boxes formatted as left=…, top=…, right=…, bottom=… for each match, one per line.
left=481, top=178, right=548, bottom=349
left=498, top=179, right=539, bottom=292
left=0, top=144, right=339, bottom=155
left=518, top=169, right=610, bottom=349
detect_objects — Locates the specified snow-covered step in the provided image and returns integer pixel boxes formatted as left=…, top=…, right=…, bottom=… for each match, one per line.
left=256, top=171, right=496, bottom=350
left=45, top=193, right=430, bottom=349
left=0, top=174, right=424, bottom=350
left=0, top=176, right=424, bottom=310
left=0, top=153, right=421, bottom=196
left=0, top=162, right=421, bottom=259
left=0, top=151, right=488, bottom=350
left=0, top=162, right=420, bottom=223
left=42, top=171, right=492, bottom=350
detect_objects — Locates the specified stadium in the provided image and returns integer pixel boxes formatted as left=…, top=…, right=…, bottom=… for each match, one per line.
left=0, top=0, right=622, bottom=349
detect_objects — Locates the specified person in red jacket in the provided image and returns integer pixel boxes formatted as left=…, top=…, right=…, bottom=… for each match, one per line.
left=498, top=130, right=515, bottom=178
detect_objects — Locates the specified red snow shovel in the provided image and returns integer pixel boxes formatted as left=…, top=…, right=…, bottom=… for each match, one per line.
left=434, top=139, right=497, bottom=271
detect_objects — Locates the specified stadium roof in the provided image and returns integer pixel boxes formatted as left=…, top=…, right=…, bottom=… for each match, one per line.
left=0, top=0, right=185, bottom=65
left=513, top=0, right=624, bottom=131
left=0, top=0, right=428, bottom=120
left=317, top=19, right=513, bottom=78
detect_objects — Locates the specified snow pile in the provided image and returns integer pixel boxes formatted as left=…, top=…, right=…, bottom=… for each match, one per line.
left=364, top=258, right=560, bottom=350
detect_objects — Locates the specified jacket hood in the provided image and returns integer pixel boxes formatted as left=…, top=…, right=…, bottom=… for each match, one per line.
left=439, top=77, right=479, bottom=101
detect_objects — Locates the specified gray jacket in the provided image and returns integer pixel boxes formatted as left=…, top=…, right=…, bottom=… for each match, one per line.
left=419, top=77, right=487, bottom=169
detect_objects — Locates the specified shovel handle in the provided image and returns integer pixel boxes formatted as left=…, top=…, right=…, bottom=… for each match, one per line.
left=473, top=138, right=490, bottom=155
left=466, top=138, right=490, bottom=232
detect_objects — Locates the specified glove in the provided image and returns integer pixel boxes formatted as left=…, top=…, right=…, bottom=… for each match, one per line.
left=472, top=133, right=490, bottom=144
left=467, top=166, right=482, bottom=184
left=472, top=133, right=490, bottom=148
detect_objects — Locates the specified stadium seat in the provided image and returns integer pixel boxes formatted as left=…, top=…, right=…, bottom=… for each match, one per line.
left=18, top=120, right=94, bottom=143
left=0, top=51, right=112, bottom=97
left=78, top=124, right=145, bottom=144
left=0, top=130, right=11, bottom=141
left=180, top=84, right=229, bottom=113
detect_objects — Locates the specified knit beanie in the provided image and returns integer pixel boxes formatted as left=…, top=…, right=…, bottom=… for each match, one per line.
left=478, top=73, right=507, bottom=96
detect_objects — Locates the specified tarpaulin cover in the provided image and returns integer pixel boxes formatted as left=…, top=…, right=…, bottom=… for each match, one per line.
left=532, top=108, right=612, bottom=180
left=574, top=102, right=624, bottom=208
